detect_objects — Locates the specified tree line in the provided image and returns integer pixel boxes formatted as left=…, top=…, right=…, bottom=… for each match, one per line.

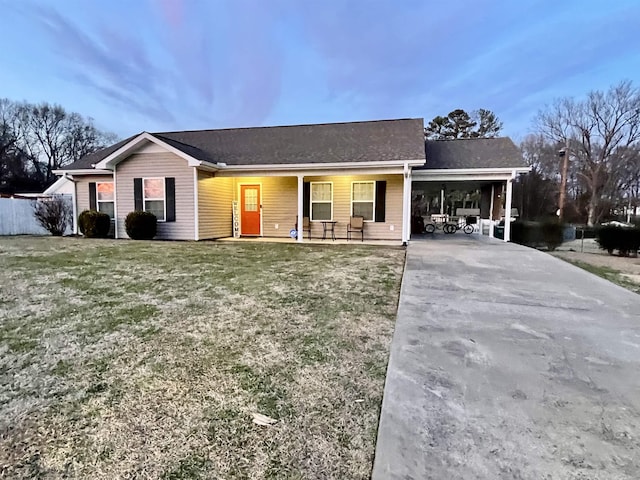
left=0, top=99, right=117, bottom=193
left=521, top=80, right=640, bottom=226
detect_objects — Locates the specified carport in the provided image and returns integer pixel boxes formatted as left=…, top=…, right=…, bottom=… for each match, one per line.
left=412, top=138, right=530, bottom=242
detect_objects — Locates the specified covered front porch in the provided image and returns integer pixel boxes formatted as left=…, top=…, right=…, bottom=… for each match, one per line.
left=196, top=168, right=412, bottom=244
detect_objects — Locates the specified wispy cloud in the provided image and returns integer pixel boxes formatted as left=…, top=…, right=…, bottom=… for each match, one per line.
left=5, top=0, right=639, bottom=138
left=28, top=4, right=175, bottom=124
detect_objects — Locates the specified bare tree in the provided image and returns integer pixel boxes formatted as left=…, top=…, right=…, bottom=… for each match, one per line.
left=0, top=99, right=38, bottom=192
left=517, top=134, right=567, bottom=220
left=535, top=81, right=640, bottom=225
left=33, top=195, right=72, bottom=236
left=1, top=99, right=117, bottom=192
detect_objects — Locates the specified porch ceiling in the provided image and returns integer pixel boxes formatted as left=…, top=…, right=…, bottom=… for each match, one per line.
left=412, top=180, right=500, bottom=192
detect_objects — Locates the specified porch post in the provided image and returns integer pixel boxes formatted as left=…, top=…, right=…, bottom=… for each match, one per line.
left=402, top=163, right=411, bottom=244
left=488, top=184, right=495, bottom=238
left=440, top=187, right=445, bottom=215
left=297, top=175, right=304, bottom=243
left=113, top=165, right=118, bottom=239
left=504, top=172, right=515, bottom=242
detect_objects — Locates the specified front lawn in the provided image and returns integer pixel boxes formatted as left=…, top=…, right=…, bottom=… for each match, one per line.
left=0, top=237, right=405, bottom=479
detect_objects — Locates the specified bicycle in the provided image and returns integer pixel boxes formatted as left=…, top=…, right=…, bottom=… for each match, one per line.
left=425, top=218, right=474, bottom=235
left=443, top=222, right=474, bottom=234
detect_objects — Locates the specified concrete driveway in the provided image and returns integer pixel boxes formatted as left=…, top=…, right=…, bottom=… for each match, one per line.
left=373, top=235, right=640, bottom=480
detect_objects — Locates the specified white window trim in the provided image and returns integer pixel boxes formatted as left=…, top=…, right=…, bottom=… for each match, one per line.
left=310, top=181, right=333, bottom=221
left=96, top=181, right=115, bottom=218
left=351, top=180, right=376, bottom=222
left=143, top=177, right=167, bottom=222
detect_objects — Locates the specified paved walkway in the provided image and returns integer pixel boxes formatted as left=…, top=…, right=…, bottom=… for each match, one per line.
left=373, top=234, right=640, bottom=479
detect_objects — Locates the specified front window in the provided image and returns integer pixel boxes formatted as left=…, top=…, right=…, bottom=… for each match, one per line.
left=96, top=182, right=114, bottom=218
left=143, top=178, right=166, bottom=221
left=352, top=181, right=375, bottom=221
left=310, top=182, right=332, bottom=221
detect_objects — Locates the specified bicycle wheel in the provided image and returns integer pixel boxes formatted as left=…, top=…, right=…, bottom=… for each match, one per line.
left=463, top=225, right=474, bottom=234
left=425, top=223, right=436, bottom=234
left=443, top=223, right=456, bottom=234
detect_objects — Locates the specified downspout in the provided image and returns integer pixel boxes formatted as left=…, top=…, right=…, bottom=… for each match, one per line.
left=113, top=164, right=118, bottom=238
left=65, top=173, right=78, bottom=235
left=193, top=168, right=200, bottom=241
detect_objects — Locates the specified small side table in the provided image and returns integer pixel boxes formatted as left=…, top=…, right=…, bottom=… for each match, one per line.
left=321, top=221, right=337, bottom=240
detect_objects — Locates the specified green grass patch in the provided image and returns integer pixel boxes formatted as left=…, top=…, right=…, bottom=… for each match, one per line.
left=561, top=259, right=640, bottom=294
left=0, top=236, right=405, bottom=479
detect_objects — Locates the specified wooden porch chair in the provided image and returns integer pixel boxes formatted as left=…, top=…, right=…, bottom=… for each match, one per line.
left=347, top=215, right=364, bottom=241
left=302, top=216, right=311, bottom=239
left=295, top=216, right=312, bottom=239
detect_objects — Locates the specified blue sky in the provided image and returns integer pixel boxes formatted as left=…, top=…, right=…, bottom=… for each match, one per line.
left=1, top=0, right=638, bottom=141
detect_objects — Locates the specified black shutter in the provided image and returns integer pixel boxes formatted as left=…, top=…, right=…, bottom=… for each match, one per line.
left=134, top=178, right=143, bottom=211
left=303, top=182, right=310, bottom=217
left=89, top=182, right=97, bottom=210
left=165, top=177, right=176, bottom=222
left=375, top=181, right=386, bottom=222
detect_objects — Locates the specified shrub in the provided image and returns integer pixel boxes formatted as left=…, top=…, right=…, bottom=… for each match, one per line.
left=125, top=211, right=157, bottom=240
left=511, top=221, right=540, bottom=246
left=78, top=210, right=111, bottom=238
left=619, top=228, right=640, bottom=256
left=596, top=226, right=640, bottom=256
left=541, top=220, right=564, bottom=251
left=510, top=220, right=564, bottom=251
left=33, top=195, right=72, bottom=236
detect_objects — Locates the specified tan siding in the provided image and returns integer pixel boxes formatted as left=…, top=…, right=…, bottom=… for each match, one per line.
left=231, top=177, right=298, bottom=238
left=225, top=174, right=403, bottom=240
left=198, top=172, right=233, bottom=239
left=74, top=174, right=114, bottom=214
left=115, top=152, right=195, bottom=240
left=304, top=174, right=403, bottom=240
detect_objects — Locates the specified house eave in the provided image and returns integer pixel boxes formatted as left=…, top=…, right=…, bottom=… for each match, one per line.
left=413, top=166, right=531, bottom=182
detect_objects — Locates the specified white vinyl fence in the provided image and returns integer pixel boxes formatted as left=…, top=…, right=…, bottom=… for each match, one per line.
left=0, top=197, right=72, bottom=236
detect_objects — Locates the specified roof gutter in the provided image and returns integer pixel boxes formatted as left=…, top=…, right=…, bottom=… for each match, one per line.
left=213, top=158, right=425, bottom=172
left=418, top=166, right=531, bottom=174
left=52, top=169, right=113, bottom=176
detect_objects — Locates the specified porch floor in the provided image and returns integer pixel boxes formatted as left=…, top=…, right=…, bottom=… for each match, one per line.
left=216, top=236, right=403, bottom=247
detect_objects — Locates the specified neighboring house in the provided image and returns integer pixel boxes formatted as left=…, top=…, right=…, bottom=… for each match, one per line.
left=54, top=118, right=529, bottom=243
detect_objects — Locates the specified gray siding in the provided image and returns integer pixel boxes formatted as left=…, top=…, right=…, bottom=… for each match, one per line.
left=115, top=152, right=195, bottom=240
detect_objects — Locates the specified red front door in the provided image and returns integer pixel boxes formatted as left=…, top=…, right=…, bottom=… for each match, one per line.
left=240, top=184, right=261, bottom=235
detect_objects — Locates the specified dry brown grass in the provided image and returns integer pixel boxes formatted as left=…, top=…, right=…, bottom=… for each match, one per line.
left=552, top=250, right=640, bottom=294
left=0, top=236, right=405, bottom=479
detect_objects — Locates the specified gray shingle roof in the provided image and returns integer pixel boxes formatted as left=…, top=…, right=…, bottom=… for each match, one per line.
left=420, top=137, right=526, bottom=170
left=62, top=118, right=426, bottom=170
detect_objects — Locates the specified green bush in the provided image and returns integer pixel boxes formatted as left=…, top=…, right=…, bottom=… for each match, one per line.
left=511, top=221, right=541, bottom=246
left=597, top=226, right=640, bottom=256
left=125, top=211, right=157, bottom=240
left=541, top=221, right=564, bottom=251
left=78, top=210, right=111, bottom=238
left=510, top=220, right=564, bottom=251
